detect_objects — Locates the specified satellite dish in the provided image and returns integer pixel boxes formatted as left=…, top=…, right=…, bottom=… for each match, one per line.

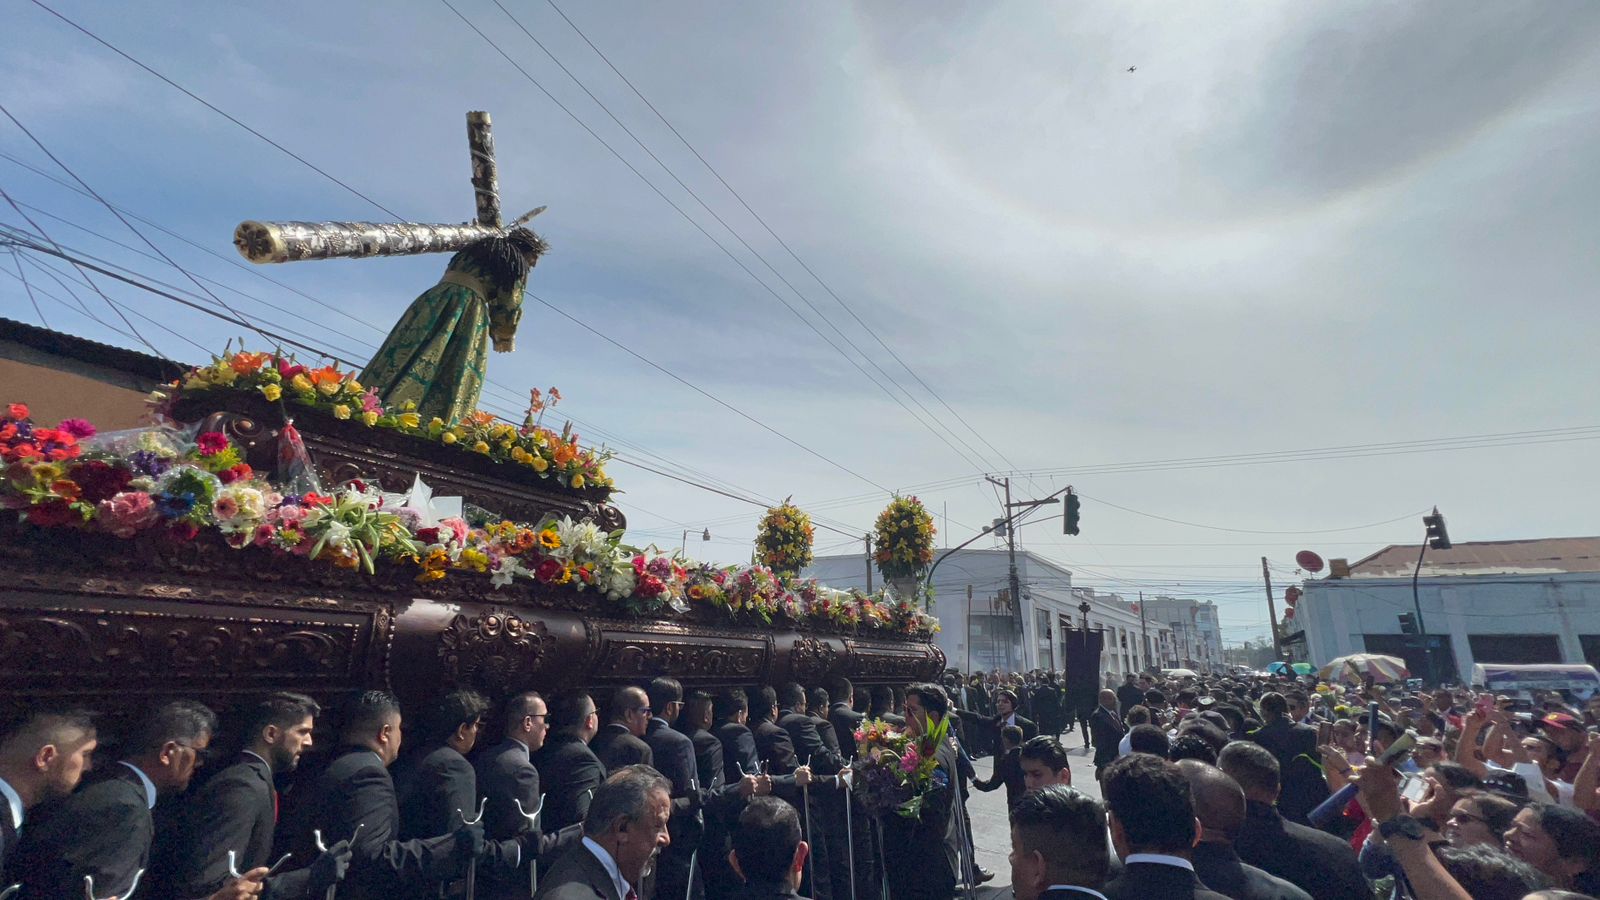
left=1295, top=550, right=1325, bottom=573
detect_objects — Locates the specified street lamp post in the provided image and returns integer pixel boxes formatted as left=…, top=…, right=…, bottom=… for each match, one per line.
left=682, top=527, right=711, bottom=555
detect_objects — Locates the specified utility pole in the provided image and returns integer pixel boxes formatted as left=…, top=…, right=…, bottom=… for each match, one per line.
left=864, top=534, right=873, bottom=592
left=1262, top=557, right=1284, bottom=663
left=1138, top=591, right=1149, bottom=674
left=984, top=475, right=1070, bottom=673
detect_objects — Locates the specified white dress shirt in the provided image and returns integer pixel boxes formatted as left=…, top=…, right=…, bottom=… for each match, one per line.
left=582, top=836, right=632, bottom=900
left=119, top=761, right=157, bottom=809
left=1123, top=852, right=1194, bottom=872
left=0, top=775, right=23, bottom=831
left=1045, top=886, right=1110, bottom=899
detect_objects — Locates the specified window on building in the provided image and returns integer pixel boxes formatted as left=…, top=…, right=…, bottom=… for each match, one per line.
left=1468, top=634, right=1562, bottom=665
left=1582, top=635, right=1600, bottom=670
left=969, top=614, right=1016, bottom=672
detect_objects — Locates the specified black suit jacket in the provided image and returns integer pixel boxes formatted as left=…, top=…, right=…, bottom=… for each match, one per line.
left=971, top=747, right=1025, bottom=808
left=1234, top=801, right=1368, bottom=900
left=287, top=745, right=458, bottom=900
left=993, top=713, right=1039, bottom=743
left=881, top=735, right=959, bottom=899
left=1102, top=861, right=1232, bottom=900
left=395, top=744, right=477, bottom=840
left=776, top=710, right=841, bottom=775
left=688, top=727, right=725, bottom=792
left=590, top=724, right=653, bottom=774
left=1192, top=842, right=1312, bottom=900
left=1247, top=720, right=1329, bottom=824
left=10, top=763, right=152, bottom=900
left=1116, top=683, right=1146, bottom=716
left=811, top=714, right=841, bottom=758
left=169, top=753, right=314, bottom=900
left=474, top=738, right=580, bottom=900
left=534, top=841, right=622, bottom=900
left=1089, top=705, right=1126, bottom=769
left=531, top=733, right=607, bottom=835
left=714, top=721, right=760, bottom=780
left=734, top=881, right=808, bottom=899
left=753, top=720, right=798, bottom=775
left=827, top=702, right=864, bottom=760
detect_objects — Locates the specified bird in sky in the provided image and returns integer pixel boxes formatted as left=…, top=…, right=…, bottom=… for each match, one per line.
left=1127, top=65, right=1137, bottom=73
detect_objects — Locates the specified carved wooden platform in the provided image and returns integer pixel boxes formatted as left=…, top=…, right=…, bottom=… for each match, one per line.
left=0, top=525, right=945, bottom=730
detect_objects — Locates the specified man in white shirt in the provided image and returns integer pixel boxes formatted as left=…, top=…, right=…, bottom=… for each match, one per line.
left=1008, top=784, right=1111, bottom=900
left=0, top=710, right=98, bottom=878
left=536, top=765, right=671, bottom=900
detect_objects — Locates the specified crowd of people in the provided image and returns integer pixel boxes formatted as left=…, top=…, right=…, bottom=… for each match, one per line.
left=2, top=666, right=1600, bottom=900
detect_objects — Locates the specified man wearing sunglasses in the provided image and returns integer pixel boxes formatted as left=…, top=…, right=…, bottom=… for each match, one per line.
left=592, top=687, right=656, bottom=775
left=11, top=700, right=227, bottom=899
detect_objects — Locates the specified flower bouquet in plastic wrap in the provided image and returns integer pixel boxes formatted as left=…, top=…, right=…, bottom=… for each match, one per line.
left=851, top=715, right=951, bottom=819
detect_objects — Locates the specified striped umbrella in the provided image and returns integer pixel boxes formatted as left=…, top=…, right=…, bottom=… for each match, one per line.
left=1319, top=653, right=1409, bottom=684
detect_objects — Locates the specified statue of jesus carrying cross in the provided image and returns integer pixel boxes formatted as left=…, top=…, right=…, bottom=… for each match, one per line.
left=233, top=111, right=547, bottom=424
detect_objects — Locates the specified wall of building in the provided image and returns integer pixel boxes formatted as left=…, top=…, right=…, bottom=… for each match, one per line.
left=0, top=357, right=153, bottom=430
left=1300, top=573, right=1600, bottom=681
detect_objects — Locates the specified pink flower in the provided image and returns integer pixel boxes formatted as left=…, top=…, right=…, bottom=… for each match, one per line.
left=213, top=495, right=239, bottom=520
left=440, top=516, right=469, bottom=546
left=97, top=491, right=159, bottom=538
left=360, top=388, right=383, bottom=414
left=225, top=530, right=251, bottom=549
left=253, top=524, right=277, bottom=547
left=899, top=747, right=921, bottom=773
left=196, top=432, right=229, bottom=456
left=57, top=418, right=96, bottom=439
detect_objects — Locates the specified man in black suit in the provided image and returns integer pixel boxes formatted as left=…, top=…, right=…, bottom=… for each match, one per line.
left=751, top=687, right=799, bottom=777
left=694, top=690, right=763, bottom=900
left=396, top=689, right=492, bottom=839
left=285, top=690, right=480, bottom=900
left=0, top=709, right=97, bottom=881
left=642, top=677, right=701, bottom=900
left=1089, top=690, right=1127, bottom=781
left=592, top=687, right=654, bottom=774
left=1245, top=693, right=1329, bottom=824
left=532, top=692, right=607, bottom=838
left=993, top=690, right=1038, bottom=745
left=167, top=692, right=350, bottom=899
left=1176, top=760, right=1311, bottom=900
left=729, top=797, right=811, bottom=900
left=882, top=683, right=961, bottom=900
left=475, top=690, right=585, bottom=899
left=535, top=765, right=671, bottom=900
left=972, top=725, right=1026, bottom=808
left=1218, top=742, right=1368, bottom=900
left=1117, top=673, right=1145, bottom=718
left=1006, top=784, right=1110, bottom=900
left=1100, top=754, right=1231, bottom=900
left=776, top=683, right=841, bottom=900
left=868, top=686, right=904, bottom=727
left=1020, top=736, right=1074, bottom=792
left=806, top=688, right=841, bottom=759
left=826, top=679, right=863, bottom=761
left=12, top=700, right=220, bottom=900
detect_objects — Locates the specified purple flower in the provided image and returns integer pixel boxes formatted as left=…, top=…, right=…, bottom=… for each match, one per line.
left=57, top=418, right=97, bottom=439
left=128, top=451, right=171, bottom=477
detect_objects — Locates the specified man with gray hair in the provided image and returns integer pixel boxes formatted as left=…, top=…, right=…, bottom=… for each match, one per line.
left=536, top=764, right=671, bottom=900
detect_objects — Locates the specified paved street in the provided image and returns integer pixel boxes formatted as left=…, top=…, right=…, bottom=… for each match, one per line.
left=964, top=731, right=1102, bottom=899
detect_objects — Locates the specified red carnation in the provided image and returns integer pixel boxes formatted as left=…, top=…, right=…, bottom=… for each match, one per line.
left=415, top=527, right=441, bottom=546
left=218, top=463, right=254, bottom=485
left=534, top=559, right=564, bottom=584
left=196, top=432, right=229, bottom=456
left=636, top=574, right=666, bottom=599
left=25, top=500, right=74, bottom=528
left=69, top=460, right=133, bottom=503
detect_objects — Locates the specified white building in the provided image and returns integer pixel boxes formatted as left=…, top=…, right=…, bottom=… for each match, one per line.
left=1297, top=536, right=1600, bottom=682
left=804, top=549, right=1161, bottom=677
left=1135, top=596, right=1225, bottom=673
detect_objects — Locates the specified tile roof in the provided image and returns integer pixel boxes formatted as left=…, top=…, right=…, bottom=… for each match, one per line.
left=0, top=317, right=189, bottom=383
left=1339, top=536, right=1600, bottom=579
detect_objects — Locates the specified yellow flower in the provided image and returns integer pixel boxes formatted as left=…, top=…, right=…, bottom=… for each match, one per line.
left=291, top=373, right=314, bottom=394
left=259, top=384, right=282, bottom=402
left=347, top=380, right=363, bottom=395
left=531, top=456, right=549, bottom=473
left=398, top=412, right=420, bottom=429
left=361, top=410, right=379, bottom=427
left=570, top=473, right=586, bottom=489
left=332, top=404, right=351, bottom=420
left=472, top=441, right=491, bottom=454
left=428, top=417, right=445, bottom=431
left=538, top=530, right=561, bottom=550
left=441, top=432, right=458, bottom=445
left=594, top=466, right=607, bottom=482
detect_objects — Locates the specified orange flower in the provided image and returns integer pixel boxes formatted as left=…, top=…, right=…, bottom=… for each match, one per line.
left=463, top=410, right=497, bottom=427
left=307, top=366, right=345, bottom=397
left=552, top=442, right=577, bottom=465
left=51, top=480, right=82, bottom=501
left=230, top=351, right=270, bottom=375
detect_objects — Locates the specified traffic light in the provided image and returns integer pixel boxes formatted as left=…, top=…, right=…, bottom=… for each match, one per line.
left=1398, top=613, right=1418, bottom=634
left=1064, top=491, right=1081, bottom=536
left=1423, top=507, right=1451, bottom=550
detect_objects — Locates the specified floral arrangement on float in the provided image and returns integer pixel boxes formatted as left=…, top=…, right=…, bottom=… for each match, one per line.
left=153, top=348, right=613, bottom=492
left=852, top=715, right=951, bottom=818
left=0, top=403, right=939, bottom=638
left=874, top=494, right=936, bottom=600
left=754, top=499, right=814, bottom=577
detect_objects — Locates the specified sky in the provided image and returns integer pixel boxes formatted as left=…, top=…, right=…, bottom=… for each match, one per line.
left=3, top=1, right=1599, bottom=644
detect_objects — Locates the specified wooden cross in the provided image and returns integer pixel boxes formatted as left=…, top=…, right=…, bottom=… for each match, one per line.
left=232, top=111, right=544, bottom=265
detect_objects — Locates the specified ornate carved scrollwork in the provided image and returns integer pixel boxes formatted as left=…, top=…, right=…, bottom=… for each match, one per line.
left=437, top=608, right=550, bottom=694
left=791, top=637, right=837, bottom=683
left=595, top=628, right=768, bottom=682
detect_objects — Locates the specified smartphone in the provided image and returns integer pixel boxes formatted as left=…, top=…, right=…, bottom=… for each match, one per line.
left=1318, top=721, right=1333, bottom=745
left=1399, top=772, right=1429, bottom=803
